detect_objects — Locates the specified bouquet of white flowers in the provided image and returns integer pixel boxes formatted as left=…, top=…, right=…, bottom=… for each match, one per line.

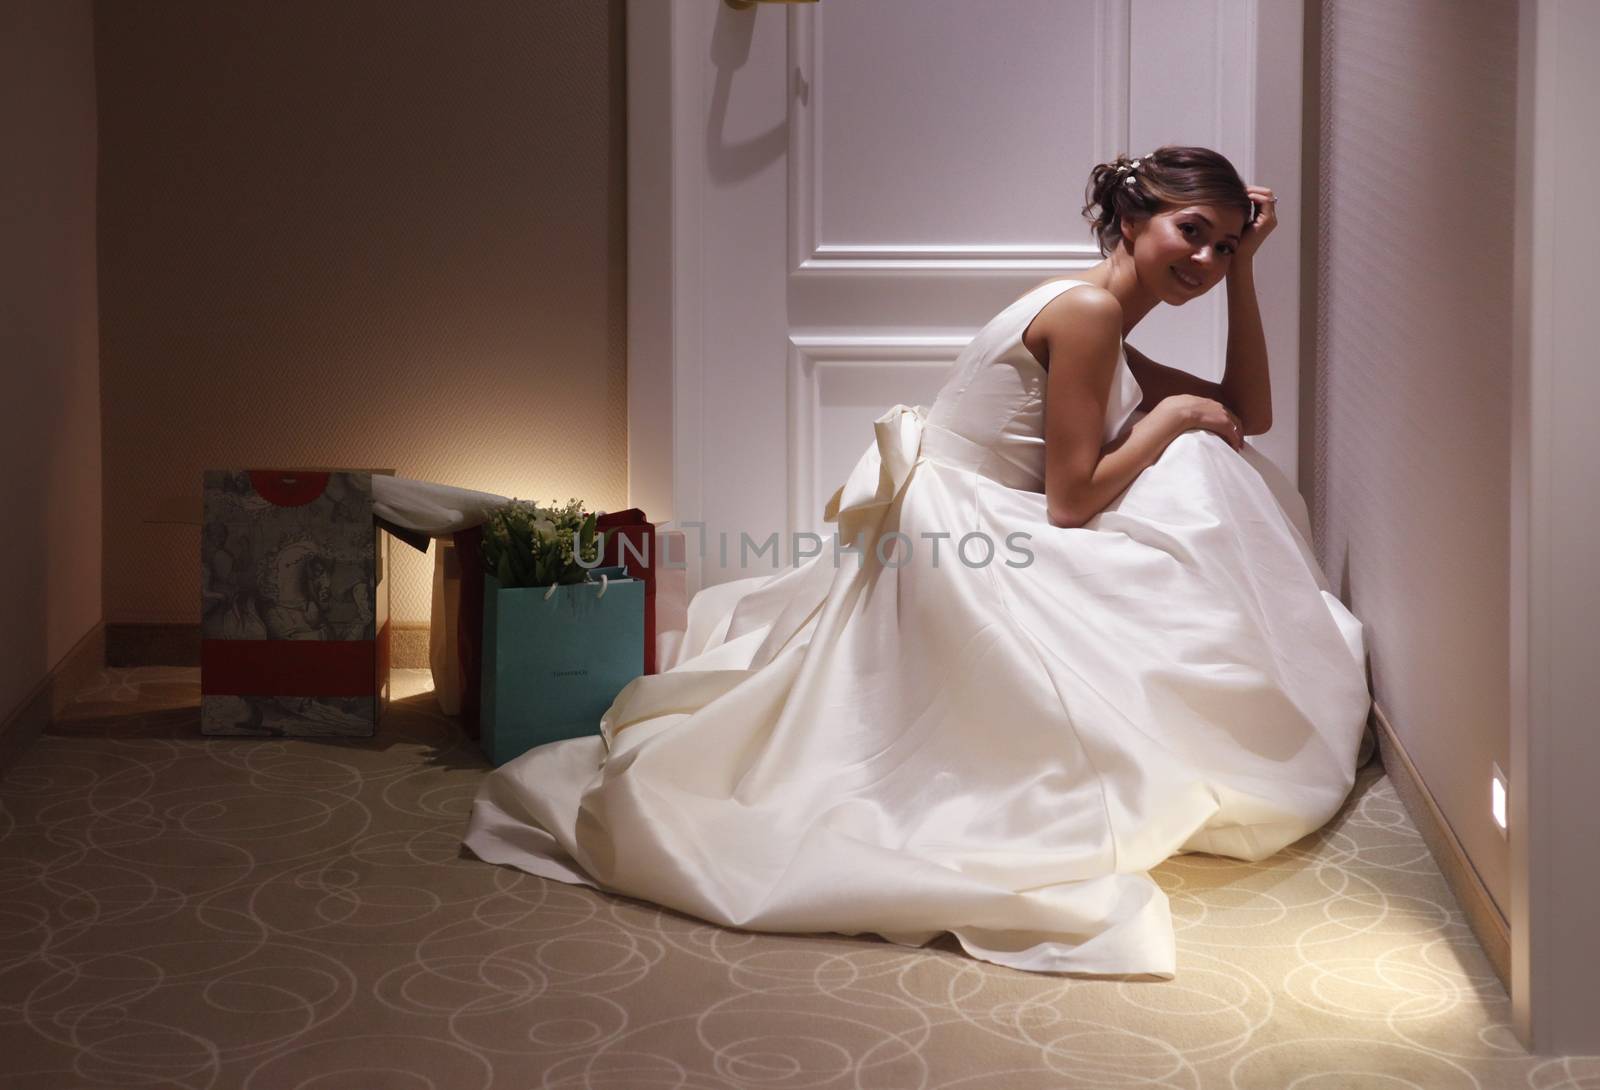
left=481, top=497, right=603, bottom=589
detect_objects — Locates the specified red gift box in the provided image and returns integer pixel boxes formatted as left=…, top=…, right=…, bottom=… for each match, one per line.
left=595, top=508, right=659, bottom=677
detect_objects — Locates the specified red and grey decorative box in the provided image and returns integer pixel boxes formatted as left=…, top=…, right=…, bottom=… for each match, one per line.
left=200, top=469, right=391, bottom=737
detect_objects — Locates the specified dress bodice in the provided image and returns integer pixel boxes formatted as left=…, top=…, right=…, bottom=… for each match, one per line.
left=921, top=280, right=1144, bottom=490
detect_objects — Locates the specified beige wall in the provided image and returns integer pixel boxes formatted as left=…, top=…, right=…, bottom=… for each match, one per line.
left=1307, top=0, right=1517, bottom=912
left=0, top=1, right=102, bottom=720
left=95, top=0, right=628, bottom=626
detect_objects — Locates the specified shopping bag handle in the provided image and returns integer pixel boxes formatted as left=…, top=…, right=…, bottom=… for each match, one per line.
left=540, top=573, right=611, bottom=601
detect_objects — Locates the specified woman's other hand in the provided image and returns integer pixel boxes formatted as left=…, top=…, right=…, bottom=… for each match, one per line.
left=1234, top=184, right=1278, bottom=264
left=1152, top=394, right=1245, bottom=452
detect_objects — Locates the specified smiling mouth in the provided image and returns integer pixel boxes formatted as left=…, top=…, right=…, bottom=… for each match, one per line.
left=1171, top=267, right=1202, bottom=289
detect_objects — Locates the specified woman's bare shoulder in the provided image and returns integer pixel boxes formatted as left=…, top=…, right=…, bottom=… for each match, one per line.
left=1043, top=281, right=1119, bottom=316
left=1021, top=282, right=1122, bottom=371
left=1006, top=276, right=1115, bottom=309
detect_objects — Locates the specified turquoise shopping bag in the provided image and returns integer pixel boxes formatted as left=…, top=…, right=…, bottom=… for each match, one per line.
left=479, top=571, right=645, bottom=766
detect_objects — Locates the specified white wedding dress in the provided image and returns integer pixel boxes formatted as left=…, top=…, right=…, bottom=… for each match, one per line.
left=462, top=279, right=1371, bottom=977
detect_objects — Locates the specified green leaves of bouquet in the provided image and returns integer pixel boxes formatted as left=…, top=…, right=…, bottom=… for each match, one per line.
left=482, top=498, right=604, bottom=589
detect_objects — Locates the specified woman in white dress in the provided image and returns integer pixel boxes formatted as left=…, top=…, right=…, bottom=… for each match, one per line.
left=463, top=146, right=1371, bottom=977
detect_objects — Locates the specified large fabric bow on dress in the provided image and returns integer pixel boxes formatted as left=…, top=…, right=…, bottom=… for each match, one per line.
left=598, top=403, right=937, bottom=749
left=822, top=403, right=931, bottom=546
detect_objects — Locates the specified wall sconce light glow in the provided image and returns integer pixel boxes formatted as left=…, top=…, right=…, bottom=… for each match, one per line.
left=1491, top=763, right=1508, bottom=835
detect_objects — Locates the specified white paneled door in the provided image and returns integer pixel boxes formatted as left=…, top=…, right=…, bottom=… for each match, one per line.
left=628, top=0, right=1306, bottom=594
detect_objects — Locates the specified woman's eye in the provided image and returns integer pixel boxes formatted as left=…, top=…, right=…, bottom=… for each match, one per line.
left=1179, top=223, right=1195, bottom=236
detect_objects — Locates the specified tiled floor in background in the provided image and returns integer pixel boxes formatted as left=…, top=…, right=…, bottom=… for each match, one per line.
left=0, top=667, right=1594, bottom=1089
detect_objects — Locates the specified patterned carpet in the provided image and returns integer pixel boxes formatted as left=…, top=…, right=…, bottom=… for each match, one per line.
left=0, top=668, right=1594, bottom=1089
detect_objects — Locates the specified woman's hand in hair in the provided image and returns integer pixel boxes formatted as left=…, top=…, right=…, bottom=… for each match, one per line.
left=1234, top=184, right=1278, bottom=264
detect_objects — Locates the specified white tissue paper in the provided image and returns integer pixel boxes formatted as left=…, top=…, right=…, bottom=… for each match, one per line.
left=371, top=476, right=508, bottom=538
left=370, top=477, right=508, bottom=714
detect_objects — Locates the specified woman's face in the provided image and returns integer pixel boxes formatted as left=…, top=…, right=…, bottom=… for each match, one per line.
left=1126, top=203, right=1247, bottom=304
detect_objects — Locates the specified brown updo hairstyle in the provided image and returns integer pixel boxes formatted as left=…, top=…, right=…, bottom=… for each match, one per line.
left=1082, top=145, right=1252, bottom=257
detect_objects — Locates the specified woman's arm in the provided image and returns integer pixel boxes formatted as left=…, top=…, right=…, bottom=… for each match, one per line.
left=1120, top=270, right=1272, bottom=435
left=1051, top=408, right=1193, bottom=529
left=1123, top=257, right=1275, bottom=435
left=1220, top=258, right=1272, bottom=434
left=1124, top=343, right=1225, bottom=411
left=1041, top=289, right=1194, bottom=529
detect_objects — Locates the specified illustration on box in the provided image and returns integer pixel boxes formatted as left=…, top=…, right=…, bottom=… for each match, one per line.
left=202, top=471, right=377, bottom=641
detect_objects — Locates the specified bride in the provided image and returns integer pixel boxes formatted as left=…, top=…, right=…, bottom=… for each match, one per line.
left=463, top=145, right=1371, bottom=977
